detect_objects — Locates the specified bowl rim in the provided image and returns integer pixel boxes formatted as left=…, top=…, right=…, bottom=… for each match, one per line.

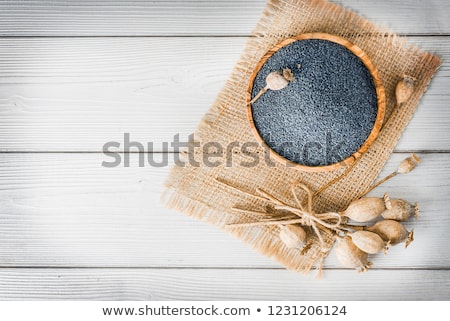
left=246, top=32, right=386, bottom=172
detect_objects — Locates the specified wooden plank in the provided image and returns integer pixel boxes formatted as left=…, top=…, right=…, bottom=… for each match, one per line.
left=0, top=36, right=447, bottom=152
left=0, top=0, right=448, bottom=36
left=0, top=152, right=448, bottom=269
left=0, top=268, right=448, bottom=300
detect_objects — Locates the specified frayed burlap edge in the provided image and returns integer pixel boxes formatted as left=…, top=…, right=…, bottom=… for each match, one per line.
left=162, top=0, right=441, bottom=274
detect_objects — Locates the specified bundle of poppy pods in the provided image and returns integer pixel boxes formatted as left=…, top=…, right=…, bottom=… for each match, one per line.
left=277, top=153, right=420, bottom=273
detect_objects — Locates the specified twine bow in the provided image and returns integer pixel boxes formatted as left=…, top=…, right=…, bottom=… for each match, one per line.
left=222, top=181, right=343, bottom=252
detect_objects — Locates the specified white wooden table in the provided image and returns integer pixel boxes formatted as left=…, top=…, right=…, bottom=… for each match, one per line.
left=0, top=0, right=449, bottom=300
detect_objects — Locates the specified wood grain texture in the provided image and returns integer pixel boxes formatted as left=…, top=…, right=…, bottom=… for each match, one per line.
left=0, top=0, right=448, bottom=302
left=0, top=152, right=448, bottom=269
left=0, top=37, right=447, bottom=152
left=0, top=268, right=448, bottom=300
left=0, top=0, right=448, bottom=36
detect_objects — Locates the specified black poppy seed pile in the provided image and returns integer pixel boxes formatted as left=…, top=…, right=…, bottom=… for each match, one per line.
left=251, top=39, right=378, bottom=167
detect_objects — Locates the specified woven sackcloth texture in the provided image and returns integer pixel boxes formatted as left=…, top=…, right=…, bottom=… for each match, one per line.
left=162, top=0, right=441, bottom=273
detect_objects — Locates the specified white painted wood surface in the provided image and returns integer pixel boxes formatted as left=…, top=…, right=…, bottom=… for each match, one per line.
left=0, top=269, right=448, bottom=300
left=0, top=0, right=448, bottom=36
left=0, top=153, right=449, bottom=269
left=0, top=36, right=448, bottom=152
left=0, top=0, right=449, bottom=300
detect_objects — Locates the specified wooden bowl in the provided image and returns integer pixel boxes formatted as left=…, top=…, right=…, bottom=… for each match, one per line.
left=247, top=33, right=386, bottom=172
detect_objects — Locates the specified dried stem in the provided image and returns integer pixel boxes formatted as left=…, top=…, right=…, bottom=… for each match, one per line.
left=226, top=218, right=305, bottom=228
left=249, top=87, right=268, bottom=104
left=340, top=223, right=365, bottom=231
left=360, top=171, right=397, bottom=198
left=360, top=153, right=421, bottom=198
left=231, top=207, right=276, bottom=217
left=311, top=163, right=357, bottom=199
left=249, top=69, right=294, bottom=104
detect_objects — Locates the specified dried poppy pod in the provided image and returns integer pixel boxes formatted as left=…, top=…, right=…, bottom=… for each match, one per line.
left=279, top=225, right=307, bottom=249
left=249, top=68, right=294, bottom=104
left=361, top=154, right=422, bottom=198
left=349, top=230, right=387, bottom=254
left=381, top=199, right=419, bottom=221
left=395, top=75, right=416, bottom=106
left=366, top=220, right=414, bottom=248
left=397, top=153, right=422, bottom=174
left=334, top=236, right=372, bottom=273
left=341, top=194, right=390, bottom=222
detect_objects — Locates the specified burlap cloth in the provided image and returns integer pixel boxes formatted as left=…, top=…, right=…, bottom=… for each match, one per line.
left=162, top=0, right=441, bottom=273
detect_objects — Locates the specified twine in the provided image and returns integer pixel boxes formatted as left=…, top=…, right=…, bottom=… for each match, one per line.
left=221, top=181, right=343, bottom=252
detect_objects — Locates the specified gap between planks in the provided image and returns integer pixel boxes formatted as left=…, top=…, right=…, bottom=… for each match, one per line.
left=0, top=153, right=449, bottom=269
left=0, top=268, right=448, bottom=300
left=0, top=36, right=447, bottom=152
left=0, top=0, right=448, bottom=36
left=0, top=266, right=448, bottom=271
left=0, top=34, right=448, bottom=39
